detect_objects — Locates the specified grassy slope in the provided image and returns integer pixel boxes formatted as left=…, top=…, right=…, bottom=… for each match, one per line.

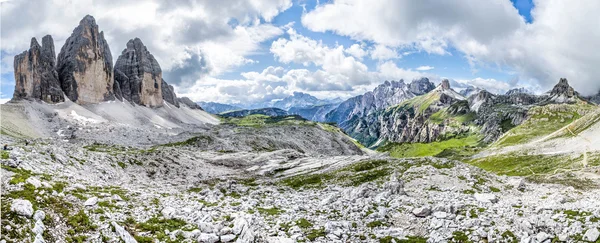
left=494, top=101, right=596, bottom=147
left=378, top=135, right=481, bottom=158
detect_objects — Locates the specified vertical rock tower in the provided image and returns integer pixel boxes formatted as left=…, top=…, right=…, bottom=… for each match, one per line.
left=13, top=35, right=64, bottom=103
left=57, top=15, right=114, bottom=104
left=113, top=38, right=163, bottom=107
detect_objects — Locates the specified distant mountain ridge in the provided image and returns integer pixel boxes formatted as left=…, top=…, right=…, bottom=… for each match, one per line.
left=324, top=78, right=436, bottom=129
left=220, top=108, right=288, bottom=118
left=198, top=102, right=242, bottom=114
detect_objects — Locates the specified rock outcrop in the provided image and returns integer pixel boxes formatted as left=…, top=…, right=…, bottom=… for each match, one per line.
left=114, top=38, right=163, bottom=107
left=547, top=78, right=578, bottom=103
left=161, top=79, right=179, bottom=107
left=178, top=97, right=203, bottom=110
left=57, top=15, right=114, bottom=104
left=345, top=81, right=468, bottom=146
left=325, top=78, right=436, bottom=127
left=12, top=36, right=64, bottom=103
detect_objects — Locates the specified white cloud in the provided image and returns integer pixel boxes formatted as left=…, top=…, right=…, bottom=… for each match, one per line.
left=369, top=45, right=399, bottom=60
left=270, top=27, right=372, bottom=86
left=454, top=78, right=512, bottom=95
left=302, top=0, right=600, bottom=95
left=0, top=0, right=292, bottom=86
left=415, top=65, right=435, bottom=71
left=344, top=43, right=368, bottom=60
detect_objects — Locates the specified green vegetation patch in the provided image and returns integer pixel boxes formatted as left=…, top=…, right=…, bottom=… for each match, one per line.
left=378, top=135, right=481, bottom=158
left=495, top=102, right=595, bottom=147
left=1, top=150, right=9, bottom=159
left=280, top=158, right=455, bottom=189
left=470, top=153, right=598, bottom=189
left=257, top=207, right=284, bottom=216
left=222, top=114, right=315, bottom=128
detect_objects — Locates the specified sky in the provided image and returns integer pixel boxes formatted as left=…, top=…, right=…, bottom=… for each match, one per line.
left=1, top=0, right=599, bottom=105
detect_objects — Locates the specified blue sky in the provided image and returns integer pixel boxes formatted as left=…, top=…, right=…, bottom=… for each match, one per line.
left=2, top=0, right=599, bottom=104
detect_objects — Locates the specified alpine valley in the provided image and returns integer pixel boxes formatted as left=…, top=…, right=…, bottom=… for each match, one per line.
left=2, top=15, right=600, bottom=243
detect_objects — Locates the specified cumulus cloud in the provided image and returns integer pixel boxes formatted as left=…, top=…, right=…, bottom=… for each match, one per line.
left=302, top=0, right=600, bottom=95
left=270, top=27, right=372, bottom=86
left=369, top=45, right=399, bottom=60
left=344, top=43, right=368, bottom=60
left=0, top=0, right=292, bottom=84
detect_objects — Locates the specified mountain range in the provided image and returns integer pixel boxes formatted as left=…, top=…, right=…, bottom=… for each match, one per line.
left=3, top=15, right=600, bottom=243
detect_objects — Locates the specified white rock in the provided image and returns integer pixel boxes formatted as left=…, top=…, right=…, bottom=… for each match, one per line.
left=26, top=177, right=42, bottom=188
left=10, top=199, right=33, bottom=218
left=267, top=237, right=295, bottom=243
left=33, top=210, right=46, bottom=222
left=412, top=207, right=431, bottom=217
left=433, top=211, right=448, bottom=219
left=535, top=232, right=551, bottom=242
left=199, top=222, right=216, bottom=234
left=32, top=220, right=45, bottom=235
left=557, top=234, right=569, bottom=242
left=583, top=228, right=599, bottom=242
left=474, top=193, right=498, bottom=203
left=111, top=222, right=137, bottom=243
left=220, top=234, right=236, bottom=242
left=112, top=194, right=123, bottom=201
left=84, top=197, right=98, bottom=206
left=219, top=227, right=233, bottom=235
left=198, top=233, right=219, bottom=243
left=33, top=234, right=45, bottom=243
left=161, top=207, right=176, bottom=219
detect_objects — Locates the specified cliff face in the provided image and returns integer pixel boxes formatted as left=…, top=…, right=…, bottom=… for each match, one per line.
left=161, top=79, right=179, bottom=107
left=325, top=78, right=436, bottom=128
left=57, top=15, right=114, bottom=104
left=13, top=36, right=64, bottom=103
left=114, top=38, right=163, bottom=107
left=345, top=80, right=468, bottom=147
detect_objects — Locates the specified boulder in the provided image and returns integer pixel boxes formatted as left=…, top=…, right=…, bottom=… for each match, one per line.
left=26, top=177, right=42, bottom=188
left=412, top=207, right=431, bottom=217
left=474, top=193, right=498, bottom=203
left=57, top=15, right=115, bottom=104
left=13, top=36, right=64, bottom=103
left=583, top=228, right=599, bottom=242
left=10, top=199, right=33, bottom=218
left=198, top=233, right=219, bottom=243
left=114, top=38, right=163, bottom=107
left=84, top=197, right=98, bottom=206
left=111, top=222, right=137, bottom=243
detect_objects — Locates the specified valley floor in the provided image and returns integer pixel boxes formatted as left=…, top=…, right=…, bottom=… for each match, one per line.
left=2, top=137, right=600, bottom=243
left=1, top=101, right=600, bottom=243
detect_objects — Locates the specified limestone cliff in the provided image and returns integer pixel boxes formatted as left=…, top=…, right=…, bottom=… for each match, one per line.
left=161, top=79, right=179, bottom=107
left=13, top=35, right=64, bottom=103
left=57, top=15, right=114, bottom=104
left=114, top=38, right=163, bottom=107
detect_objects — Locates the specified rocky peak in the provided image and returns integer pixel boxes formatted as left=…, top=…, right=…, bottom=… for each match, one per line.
left=505, top=87, right=531, bottom=96
left=13, top=35, right=64, bottom=103
left=57, top=15, right=114, bottom=104
left=550, top=78, right=576, bottom=97
left=440, top=79, right=451, bottom=90
left=114, top=38, right=163, bottom=107
left=408, top=77, right=435, bottom=95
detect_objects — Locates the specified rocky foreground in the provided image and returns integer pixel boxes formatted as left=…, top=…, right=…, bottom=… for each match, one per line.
left=2, top=132, right=600, bottom=243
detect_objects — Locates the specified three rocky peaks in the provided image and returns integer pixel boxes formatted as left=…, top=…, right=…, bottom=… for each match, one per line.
left=12, top=15, right=188, bottom=109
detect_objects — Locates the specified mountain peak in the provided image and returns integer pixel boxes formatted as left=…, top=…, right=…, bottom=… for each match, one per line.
left=440, top=79, right=451, bottom=90
left=550, top=78, right=576, bottom=98
left=408, top=77, right=435, bottom=95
